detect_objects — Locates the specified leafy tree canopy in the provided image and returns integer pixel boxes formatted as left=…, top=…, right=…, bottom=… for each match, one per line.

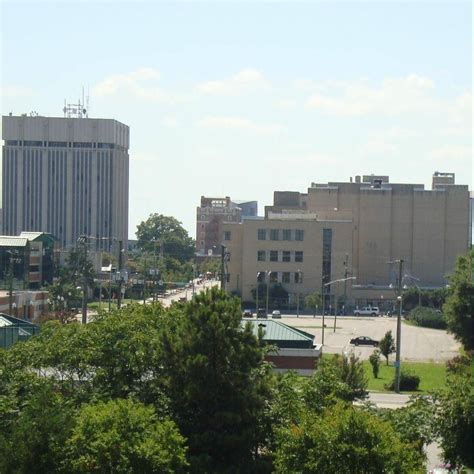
left=444, top=251, right=474, bottom=351
left=136, top=213, right=195, bottom=263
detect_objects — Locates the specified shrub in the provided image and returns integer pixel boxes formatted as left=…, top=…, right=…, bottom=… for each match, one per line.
left=409, top=307, right=447, bottom=329
left=369, top=350, right=381, bottom=378
left=385, top=372, right=420, bottom=391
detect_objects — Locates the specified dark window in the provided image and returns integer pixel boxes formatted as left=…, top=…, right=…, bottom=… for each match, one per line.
left=226, top=274, right=230, bottom=283
left=270, top=229, right=279, bottom=241
left=23, top=140, right=42, bottom=147
left=282, top=229, right=292, bottom=240
left=295, top=251, right=303, bottom=262
left=6, top=140, right=18, bottom=146
left=98, top=142, right=115, bottom=149
left=282, top=272, right=291, bottom=283
left=282, top=251, right=291, bottom=262
left=224, top=231, right=231, bottom=241
left=258, top=229, right=267, bottom=240
left=270, top=250, right=278, bottom=262
left=73, top=142, right=93, bottom=148
left=257, top=250, right=266, bottom=262
left=270, top=272, right=278, bottom=283
left=48, top=141, right=67, bottom=147
left=322, top=228, right=333, bottom=293
left=295, top=229, right=304, bottom=241
left=294, top=271, right=303, bottom=284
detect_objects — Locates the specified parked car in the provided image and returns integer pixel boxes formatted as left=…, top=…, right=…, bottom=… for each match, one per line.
left=271, top=310, right=281, bottom=319
left=354, top=306, right=380, bottom=316
left=257, top=308, right=267, bottom=318
left=242, top=309, right=253, bottom=318
left=350, top=336, right=379, bottom=346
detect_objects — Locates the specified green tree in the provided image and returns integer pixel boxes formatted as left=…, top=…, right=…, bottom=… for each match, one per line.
left=305, top=292, right=322, bottom=316
left=62, top=399, right=188, bottom=473
left=160, top=288, right=272, bottom=472
left=274, top=403, right=425, bottom=473
left=379, top=330, right=396, bottom=365
left=443, top=251, right=474, bottom=351
left=136, top=213, right=195, bottom=263
left=369, top=349, right=381, bottom=378
left=433, top=363, right=474, bottom=470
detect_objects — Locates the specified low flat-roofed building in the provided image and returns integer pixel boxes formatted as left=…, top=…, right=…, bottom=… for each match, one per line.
left=243, top=319, right=321, bottom=375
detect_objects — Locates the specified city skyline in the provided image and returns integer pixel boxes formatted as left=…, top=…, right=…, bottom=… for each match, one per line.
left=1, top=1, right=472, bottom=238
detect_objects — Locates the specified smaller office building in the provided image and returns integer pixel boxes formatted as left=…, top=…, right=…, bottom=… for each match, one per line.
left=243, top=319, right=322, bottom=375
left=0, top=313, right=40, bottom=349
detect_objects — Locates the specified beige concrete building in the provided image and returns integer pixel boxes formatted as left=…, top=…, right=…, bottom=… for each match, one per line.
left=2, top=115, right=129, bottom=250
left=223, top=173, right=470, bottom=311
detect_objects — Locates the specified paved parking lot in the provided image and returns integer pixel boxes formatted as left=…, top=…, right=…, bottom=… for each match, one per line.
left=278, top=315, right=460, bottom=362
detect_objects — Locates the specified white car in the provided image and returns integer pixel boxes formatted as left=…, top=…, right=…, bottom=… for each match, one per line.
left=354, top=306, right=380, bottom=316
left=271, top=310, right=281, bottom=319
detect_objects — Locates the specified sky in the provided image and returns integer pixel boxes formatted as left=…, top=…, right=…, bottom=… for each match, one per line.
left=1, top=0, right=472, bottom=239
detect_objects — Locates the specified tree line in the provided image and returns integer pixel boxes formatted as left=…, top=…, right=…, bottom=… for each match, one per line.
left=1, top=284, right=472, bottom=472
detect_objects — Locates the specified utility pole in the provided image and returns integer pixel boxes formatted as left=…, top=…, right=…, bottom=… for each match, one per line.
left=117, top=240, right=123, bottom=309
left=80, top=236, right=88, bottom=325
left=256, top=273, right=260, bottom=314
left=7, top=254, right=15, bottom=316
left=265, top=271, right=270, bottom=316
left=343, top=253, right=349, bottom=314
left=387, top=259, right=404, bottom=394
left=220, top=244, right=226, bottom=290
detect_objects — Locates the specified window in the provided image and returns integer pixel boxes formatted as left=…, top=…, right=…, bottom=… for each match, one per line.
left=258, top=229, right=267, bottom=240
left=294, top=272, right=303, bottom=284
left=257, top=250, right=266, bottom=261
left=23, top=140, right=42, bottom=147
left=295, top=229, right=304, bottom=241
left=282, top=251, right=291, bottom=262
left=270, top=229, right=280, bottom=241
left=282, top=229, right=292, bottom=240
left=224, top=231, right=231, bottom=241
left=322, top=228, right=333, bottom=290
left=282, top=272, right=291, bottom=283
left=6, top=140, right=18, bottom=146
left=270, top=250, right=278, bottom=262
left=295, top=251, right=303, bottom=262
left=270, top=272, right=278, bottom=283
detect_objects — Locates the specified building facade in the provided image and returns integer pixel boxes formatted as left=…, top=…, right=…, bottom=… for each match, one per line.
left=2, top=115, right=129, bottom=249
left=224, top=173, right=470, bottom=310
left=196, top=196, right=258, bottom=259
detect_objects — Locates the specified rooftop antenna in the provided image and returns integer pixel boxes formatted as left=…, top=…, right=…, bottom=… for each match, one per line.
left=63, top=88, right=88, bottom=118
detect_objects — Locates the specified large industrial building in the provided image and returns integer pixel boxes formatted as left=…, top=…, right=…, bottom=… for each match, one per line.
left=2, top=114, right=129, bottom=250
left=223, top=173, right=470, bottom=311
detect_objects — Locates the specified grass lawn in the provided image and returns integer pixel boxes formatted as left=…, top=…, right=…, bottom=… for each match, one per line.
left=87, top=299, right=137, bottom=310
left=364, top=360, right=447, bottom=393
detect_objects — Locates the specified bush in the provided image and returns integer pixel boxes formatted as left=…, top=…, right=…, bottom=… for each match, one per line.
left=409, top=307, right=447, bottom=329
left=385, top=372, right=420, bottom=391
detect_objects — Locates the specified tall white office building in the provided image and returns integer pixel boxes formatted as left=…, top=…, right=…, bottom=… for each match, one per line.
left=2, top=115, right=129, bottom=249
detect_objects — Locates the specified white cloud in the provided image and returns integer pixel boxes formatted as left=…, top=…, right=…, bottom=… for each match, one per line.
left=197, top=68, right=268, bottom=95
left=162, top=116, right=178, bottom=127
left=430, top=145, right=472, bottom=162
left=277, top=99, right=297, bottom=109
left=306, top=74, right=439, bottom=116
left=92, top=67, right=168, bottom=102
left=2, top=85, right=34, bottom=98
left=198, top=116, right=284, bottom=134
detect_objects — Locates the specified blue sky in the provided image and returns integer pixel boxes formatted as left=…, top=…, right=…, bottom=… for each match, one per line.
left=1, top=1, right=472, bottom=238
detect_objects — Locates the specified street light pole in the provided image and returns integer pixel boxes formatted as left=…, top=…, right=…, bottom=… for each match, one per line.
left=388, top=259, right=404, bottom=394
left=265, top=271, right=270, bottom=316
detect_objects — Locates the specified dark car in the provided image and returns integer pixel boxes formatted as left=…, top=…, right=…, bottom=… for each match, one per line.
left=349, top=336, right=379, bottom=346
left=257, top=308, right=267, bottom=318
left=242, top=309, right=253, bottom=318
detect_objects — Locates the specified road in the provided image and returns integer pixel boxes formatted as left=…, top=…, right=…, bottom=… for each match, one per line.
left=276, top=314, right=460, bottom=362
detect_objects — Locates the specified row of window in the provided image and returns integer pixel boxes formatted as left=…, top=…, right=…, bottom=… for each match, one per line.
left=258, top=228, right=304, bottom=241
left=257, top=250, right=303, bottom=263
left=257, top=271, right=303, bottom=284
left=5, top=140, right=120, bottom=150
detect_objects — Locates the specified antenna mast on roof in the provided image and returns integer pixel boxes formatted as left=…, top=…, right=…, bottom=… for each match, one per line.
left=63, top=87, right=88, bottom=118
